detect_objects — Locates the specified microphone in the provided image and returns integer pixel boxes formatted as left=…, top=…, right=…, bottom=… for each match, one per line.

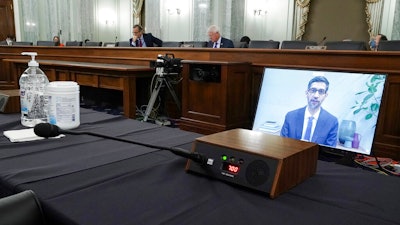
left=34, top=123, right=207, bottom=165
left=318, top=36, right=327, bottom=46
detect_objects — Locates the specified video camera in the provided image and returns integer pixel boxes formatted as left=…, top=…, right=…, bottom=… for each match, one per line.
left=150, top=53, right=183, bottom=74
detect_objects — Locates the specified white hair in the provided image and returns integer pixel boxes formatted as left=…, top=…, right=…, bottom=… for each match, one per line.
left=207, top=25, right=220, bottom=34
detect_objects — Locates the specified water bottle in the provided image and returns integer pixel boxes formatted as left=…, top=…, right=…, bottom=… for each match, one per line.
left=19, top=52, right=49, bottom=127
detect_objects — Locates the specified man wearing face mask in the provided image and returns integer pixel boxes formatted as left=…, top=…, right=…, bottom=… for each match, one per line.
left=370, top=34, right=387, bottom=51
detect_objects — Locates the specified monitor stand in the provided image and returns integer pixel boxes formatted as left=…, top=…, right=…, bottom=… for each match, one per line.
left=335, top=152, right=357, bottom=167
left=319, top=147, right=357, bottom=167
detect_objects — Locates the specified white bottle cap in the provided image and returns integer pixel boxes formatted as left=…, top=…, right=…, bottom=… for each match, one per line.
left=21, top=52, right=39, bottom=67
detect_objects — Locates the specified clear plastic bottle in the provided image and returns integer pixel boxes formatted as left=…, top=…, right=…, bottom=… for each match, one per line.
left=19, top=52, right=49, bottom=127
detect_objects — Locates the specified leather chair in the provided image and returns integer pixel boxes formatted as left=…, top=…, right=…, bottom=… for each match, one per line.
left=325, top=41, right=367, bottom=50
left=233, top=41, right=248, bottom=48
left=65, top=41, right=83, bottom=46
left=162, top=41, right=183, bottom=47
left=37, top=41, right=56, bottom=46
left=85, top=41, right=103, bottom=46
left=0, top=190, right=46, bottom=225
left=248, top=40, right=280, bottom=49
left=12, top=42, right=33, bottom=46
left=181, top=41, right=207, bottom=48
left=281, top=40, right=318, bottom=49
left=115, top=41, right=131, bottom=47
left=103, top=42, right=116, bottom=47
left=377, top=40, right=400, bottom=51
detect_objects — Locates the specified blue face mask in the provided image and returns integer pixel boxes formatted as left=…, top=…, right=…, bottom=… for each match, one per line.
left=370, top=39, right=376, bottom=49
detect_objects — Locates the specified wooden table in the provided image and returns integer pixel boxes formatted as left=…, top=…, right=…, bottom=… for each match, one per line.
left=3, top=59, right=155, bottom=118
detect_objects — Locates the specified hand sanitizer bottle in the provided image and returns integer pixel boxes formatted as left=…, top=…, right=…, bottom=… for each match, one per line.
left=19, top=52, right=49, bottom=127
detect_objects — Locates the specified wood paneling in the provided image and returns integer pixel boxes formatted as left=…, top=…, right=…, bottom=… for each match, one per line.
left=180, top=61, right=252, bottom=134
left=0, top=0, right=15, bottom=41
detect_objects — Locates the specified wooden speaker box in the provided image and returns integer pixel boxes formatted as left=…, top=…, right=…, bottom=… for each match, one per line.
left=186, top=129, right=319, bottom=198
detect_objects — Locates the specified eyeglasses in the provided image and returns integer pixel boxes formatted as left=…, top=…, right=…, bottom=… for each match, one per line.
left=308, top=88, right=326, bottom=95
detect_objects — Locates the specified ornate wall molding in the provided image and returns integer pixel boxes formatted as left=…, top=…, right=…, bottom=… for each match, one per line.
left=295, top=0, right=311, bottom=40
left=132, top=0, right=144, bottom=18
left=365, top=0, right=384, bottom=38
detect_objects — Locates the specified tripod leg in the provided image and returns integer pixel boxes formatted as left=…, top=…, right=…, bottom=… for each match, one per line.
left=143, top=77, right=163, bottom=122
left=164, top=77, right=181, bottom=111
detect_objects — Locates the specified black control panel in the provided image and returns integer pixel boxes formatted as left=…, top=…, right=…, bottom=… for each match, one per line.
left=186, top=141, right=279, bottom=194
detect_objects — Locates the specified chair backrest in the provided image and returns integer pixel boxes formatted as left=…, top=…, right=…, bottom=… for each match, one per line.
left=162, top=41, right=183, bottom=47
left=0, top=190, right=46, bottom=225
left=103, top=42, right=116, bottom=47
left=248, top=40, right=280, bottom=49
left=37, top=41, right=56, bottom=46
left=281, top=40, right=318, bottom=49
left=233, top=41, right=248, bottom=48
left=85, top=41, right=103, bottom=46
left=325, top=41, right=367, bottom=50
left=115, top=41, right=131, bottom=47
left=377, top=40, right=400, bottom=51
left=181, top=41, right=207, bottom=48
left=13, top=42, right=33, bottom=46
left=65, top=41, right=83, bottom=46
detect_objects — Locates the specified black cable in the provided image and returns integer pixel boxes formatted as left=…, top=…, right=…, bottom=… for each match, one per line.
left=371, top=151, right=391, bottom=176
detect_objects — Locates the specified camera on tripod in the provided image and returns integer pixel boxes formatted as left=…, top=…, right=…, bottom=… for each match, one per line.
left=150, top=53, right=183, bottom=74
left=142, top=54, right=183, bottom=122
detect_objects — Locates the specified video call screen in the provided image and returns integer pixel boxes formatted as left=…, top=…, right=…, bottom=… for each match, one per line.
left=252, top=68, right=386, bottom=155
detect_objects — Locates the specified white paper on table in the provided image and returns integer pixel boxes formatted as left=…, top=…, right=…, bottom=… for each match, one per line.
left=3, top=128, right=64, bottom=143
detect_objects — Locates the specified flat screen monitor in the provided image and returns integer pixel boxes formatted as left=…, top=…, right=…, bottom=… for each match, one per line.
left=252, top=68, right=386, bottom=159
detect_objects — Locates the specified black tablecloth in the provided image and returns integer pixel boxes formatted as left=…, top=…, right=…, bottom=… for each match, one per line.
left=1, top=109, right=399, bottom=225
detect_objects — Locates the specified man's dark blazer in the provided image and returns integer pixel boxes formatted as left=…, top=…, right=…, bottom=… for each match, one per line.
left=280, top=106, right=338, bottom=147
left=207, top=37, right=234, bottom=48
left=129, top=33, right=163, bottom=47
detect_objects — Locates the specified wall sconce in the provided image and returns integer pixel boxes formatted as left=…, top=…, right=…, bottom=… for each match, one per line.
left=99, top=8, right=116, bottom=26
left=105, top=20, right=115, bottom=25
left=254, top=9, right=267, bottom=16
left=25, top=21, right=36, bottom=27
left=167, top=8, right=181, bottom=15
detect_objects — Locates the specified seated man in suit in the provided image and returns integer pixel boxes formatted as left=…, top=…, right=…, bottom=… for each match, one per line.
left=280, top=76, right=338, bottom=147
left=130, top=24, right=162, bottom=47
left=206, top=25, right=234, bottom=48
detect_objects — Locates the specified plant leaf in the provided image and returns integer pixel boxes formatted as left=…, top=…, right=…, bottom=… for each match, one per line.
left=370, top=103, right=379, bottom=112
left=363, top=93, right=374, bottom=103
left=353, top=108, right=363, bottom=115
left=365, top=114, right=373, bottom=120
left=355, top=91, right=365, bottom=95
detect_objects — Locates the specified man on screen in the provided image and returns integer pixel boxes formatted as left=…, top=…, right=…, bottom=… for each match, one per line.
left=280, top=76, right=338, bottom=147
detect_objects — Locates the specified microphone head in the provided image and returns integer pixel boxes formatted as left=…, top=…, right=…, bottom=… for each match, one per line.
left=34, top=123, right=61, bottom=138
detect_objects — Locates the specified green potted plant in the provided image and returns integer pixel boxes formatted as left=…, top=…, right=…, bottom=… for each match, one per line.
left=351, top=74, right=386, bottom=122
